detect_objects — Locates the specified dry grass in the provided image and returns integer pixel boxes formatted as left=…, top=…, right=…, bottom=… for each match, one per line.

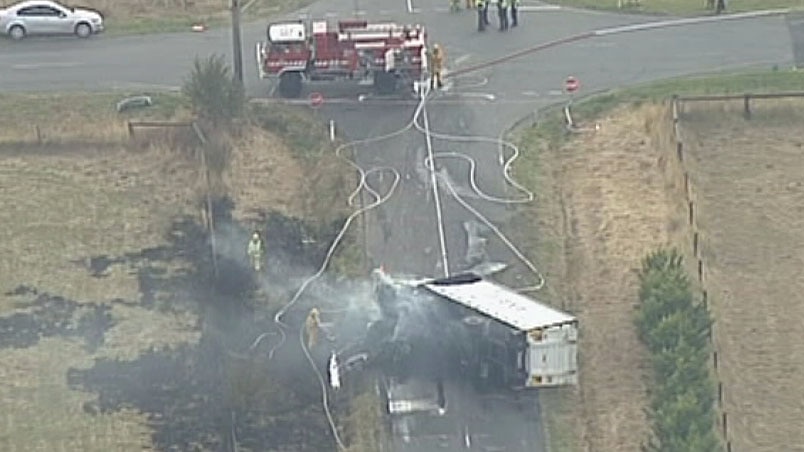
left=521, top=96, right=804, bottom=452
left=0, top=97, right=204, bottom=450
left=678, top=99, right=804, bottom=452
left=0, top=93, right=349, bottom=450
left=0, top=338, right=153, bottom=452
left=518, top=103, right=689, bottom=452
left=342, top=387, right=389, bottom=452
left=0, top=146, right=202, bottom=307
left=226, top=127, right=307, bottom=222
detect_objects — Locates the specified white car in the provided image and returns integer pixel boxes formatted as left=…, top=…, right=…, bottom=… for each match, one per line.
left=0, top=0, right=104, bottom=40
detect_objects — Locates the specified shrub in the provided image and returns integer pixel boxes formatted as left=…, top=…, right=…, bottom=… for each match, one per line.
left=636, top=248, right=721, bottom=452
left=182, top=54, right=245, bottom=126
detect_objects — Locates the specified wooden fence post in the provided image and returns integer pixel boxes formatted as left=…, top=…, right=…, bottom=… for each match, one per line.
left=688, top=201, right=694, bottom=225
left=193, top=122, right=218, bottom=279
left=744, top=94, right=752, bottom=119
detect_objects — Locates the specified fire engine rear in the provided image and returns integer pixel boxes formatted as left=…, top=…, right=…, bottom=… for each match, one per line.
left=256, top=18, right=428, bottom=98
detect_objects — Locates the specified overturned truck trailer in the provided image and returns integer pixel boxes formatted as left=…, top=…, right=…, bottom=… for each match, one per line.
left=420, top=273, right=579, bottom=389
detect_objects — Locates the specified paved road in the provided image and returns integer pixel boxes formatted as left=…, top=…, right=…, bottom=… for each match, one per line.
left=300, top=4, right=793, bottom=451
left=0, top=2, right=795, bottom=451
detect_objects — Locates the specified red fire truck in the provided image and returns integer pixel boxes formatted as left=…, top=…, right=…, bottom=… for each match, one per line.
left=256, top=18, right=428, bottom=98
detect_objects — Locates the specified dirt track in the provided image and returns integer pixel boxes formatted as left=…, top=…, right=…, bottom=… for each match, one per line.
left=681, top=101, right=804, bottom=452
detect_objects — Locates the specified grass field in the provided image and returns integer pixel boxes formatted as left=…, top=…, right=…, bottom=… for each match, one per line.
left=678, top=99, right=804, bottom=452
left=70, top=0, right=312, bottom=35
left=545, top=0, right=804, bottom=16
left=514, top=69, right=804, bottom=452
left=0, top=91, right=358, bottom=451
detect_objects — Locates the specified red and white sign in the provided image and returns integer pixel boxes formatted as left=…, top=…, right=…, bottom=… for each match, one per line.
left=565, top=76, right=580, bottom=93
left=309, top=92, right=325, bottom=108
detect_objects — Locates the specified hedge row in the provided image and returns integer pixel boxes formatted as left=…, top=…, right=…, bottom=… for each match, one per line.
left=635, top=248, right=722, bottom=452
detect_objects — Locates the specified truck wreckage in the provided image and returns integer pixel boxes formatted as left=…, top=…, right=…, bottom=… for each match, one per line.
left=328, top=271, right=578, bottom=420
left=367, top=269, right=579, bottom=391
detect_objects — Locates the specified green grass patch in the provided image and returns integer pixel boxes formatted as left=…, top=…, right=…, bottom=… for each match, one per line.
left=531, top=68, right=804, bottom=146
left=98, top=0, right=313, bottom=36
left=342, top=384, right=390, bottom=452
left=0, top=92, right=189, bottom=127
left=248, top=102, right=333, bottom=161
left=546, top=0, right=804, bottom=16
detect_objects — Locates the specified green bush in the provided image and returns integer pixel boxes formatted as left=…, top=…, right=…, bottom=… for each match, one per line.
left=636, top=248, right=721, bottom=452
left=182, top=54, right=245, bottom=126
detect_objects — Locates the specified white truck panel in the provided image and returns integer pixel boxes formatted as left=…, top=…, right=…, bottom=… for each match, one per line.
left=269, top=23, right=306, bottom=42
left=526, top=323, right=578, bottom=387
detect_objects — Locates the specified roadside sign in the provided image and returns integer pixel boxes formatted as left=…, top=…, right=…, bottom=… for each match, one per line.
left=309, top=91, right=324, bottom=108
left=565, top=76, right=580, bottom=93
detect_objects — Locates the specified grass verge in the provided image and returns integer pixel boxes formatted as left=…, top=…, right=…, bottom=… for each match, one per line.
left=77, top=0, right=316, bottom=36
left=545, top=0, right=804, bottom=16
left=536, top=68, right=804, bottom=146
left=342, top=382, right=390, bottom=452
left=511, top=68, right=804, bottom=452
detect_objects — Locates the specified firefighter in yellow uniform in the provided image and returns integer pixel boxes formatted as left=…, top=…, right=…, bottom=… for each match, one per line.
left=247, top=230, right=265, bottom=272
left=429, top=44, right=445, bottom=90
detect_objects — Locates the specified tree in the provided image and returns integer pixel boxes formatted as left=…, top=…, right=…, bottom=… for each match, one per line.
left=182, top=54, right=245, bottom=126
left=636, top=248, right=722, bottom=452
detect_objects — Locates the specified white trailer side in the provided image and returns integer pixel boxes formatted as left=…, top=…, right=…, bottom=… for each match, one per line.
left=422, top=275, right=578, bottom=389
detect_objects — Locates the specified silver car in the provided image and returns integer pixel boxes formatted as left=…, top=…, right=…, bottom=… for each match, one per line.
left=0, top=0, right=104, bottom=40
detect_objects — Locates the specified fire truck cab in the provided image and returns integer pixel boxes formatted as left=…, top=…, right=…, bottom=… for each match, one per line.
left=256, top=18, right=428, bottom=98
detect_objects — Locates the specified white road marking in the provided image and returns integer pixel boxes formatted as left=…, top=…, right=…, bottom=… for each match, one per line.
left=406, top=0, right=414, bottom=13
left=464, top=425, right=471, bottom=448
left=548, top=89, right=563, bottom=96
left=521, top=90, right=539, bottom=96
left=454, top=54, right=472, bottom=66
left=455, top=92, right=496, bottom=101
left=12, top=62, right=81, bottom=70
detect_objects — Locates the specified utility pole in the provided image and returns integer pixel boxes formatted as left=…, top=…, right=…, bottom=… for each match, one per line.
left=231, top=0, right=244, bottom=86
